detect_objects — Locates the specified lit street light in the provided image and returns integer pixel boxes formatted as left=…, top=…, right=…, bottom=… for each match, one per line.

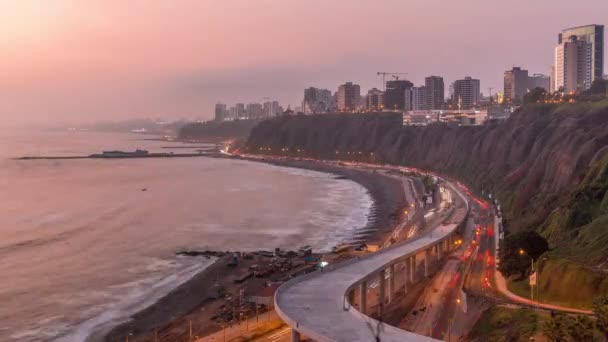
left=519, top=249, right=536, bottom=302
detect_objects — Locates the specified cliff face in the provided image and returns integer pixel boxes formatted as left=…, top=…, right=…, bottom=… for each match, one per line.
left=178, top=119, right=261, bottom=141
left=246, top=102, right=608, bottom=262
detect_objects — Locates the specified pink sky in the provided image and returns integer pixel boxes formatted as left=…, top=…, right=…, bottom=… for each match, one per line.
left=1, top=0, right=607, bottom=125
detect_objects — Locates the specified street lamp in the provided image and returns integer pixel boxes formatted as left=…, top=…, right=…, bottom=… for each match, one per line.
left=519, top=249, right=535, bottom=301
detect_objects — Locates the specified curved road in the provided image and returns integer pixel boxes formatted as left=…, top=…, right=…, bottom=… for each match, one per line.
left=274, top=182, right=469, bottom=342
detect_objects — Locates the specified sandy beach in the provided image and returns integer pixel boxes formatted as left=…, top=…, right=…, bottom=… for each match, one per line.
left=101, top=158, right=406, bottom=342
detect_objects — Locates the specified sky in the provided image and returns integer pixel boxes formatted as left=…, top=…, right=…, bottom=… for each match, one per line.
left=1, top=0, right=607, bottom=125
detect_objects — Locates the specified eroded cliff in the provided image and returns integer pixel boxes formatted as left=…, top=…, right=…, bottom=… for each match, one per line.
left=246, top=101, right=608, bottom=264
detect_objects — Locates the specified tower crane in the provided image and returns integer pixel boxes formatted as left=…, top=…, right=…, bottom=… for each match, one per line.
left=377, top=72, right=408, bottom=90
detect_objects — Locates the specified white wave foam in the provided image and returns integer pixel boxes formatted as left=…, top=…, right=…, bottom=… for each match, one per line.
left=41, top=257, right=216, bottom=342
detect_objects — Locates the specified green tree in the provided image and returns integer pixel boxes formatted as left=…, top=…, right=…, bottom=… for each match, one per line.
left=543, top=314, right=595, bottom=342
left=589, top=79, right=607, bottom=95
left=593, top=294, right=608, bottom=339
left=498, top=231, right=549, bottom=278
left=524, top=87, right=548, bottom=104
left=568, top=315, right=594, bottom=341
left=543, top=314, right=570, bottom=342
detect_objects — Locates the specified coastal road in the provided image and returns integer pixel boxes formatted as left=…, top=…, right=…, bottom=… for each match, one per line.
left=253, top=327, right=292, bottom=342
left=399, top=193, right=497, bottom=340
left=273, top=180, right=468, bottom=342
left=196, top=310, right=283, bottom=342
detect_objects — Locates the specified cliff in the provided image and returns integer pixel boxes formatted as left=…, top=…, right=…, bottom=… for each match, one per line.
left=246, top=101, right=608, bottom=265
left=178, top=119, right=262, bottom=141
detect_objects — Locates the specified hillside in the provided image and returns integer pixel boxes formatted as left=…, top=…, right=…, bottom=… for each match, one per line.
left=246, top=102, right=608, bottom=267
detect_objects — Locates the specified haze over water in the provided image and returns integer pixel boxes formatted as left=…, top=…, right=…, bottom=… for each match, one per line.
left=0, top=130, right=372, bottom=341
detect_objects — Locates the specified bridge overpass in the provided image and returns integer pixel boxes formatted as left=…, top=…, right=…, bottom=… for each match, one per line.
left=274, top=181, right=469, bottom=342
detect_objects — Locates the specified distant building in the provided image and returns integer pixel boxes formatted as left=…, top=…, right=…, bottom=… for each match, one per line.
left=405, top=86, right=426, bottom=111
left=214, top=103, right=227, bottom=121
left=559, top=24, right=604, bottom=83
left=452, top=77, right=481, bottom=109
left=235, top=103, right=246, bottom=119
left=403, top=110, right=488, bottom=126
left=424, top=76, right=444, bottom=110
left=550, top=65, right=556, bottom=93
left=246, top=103, right=263, bottom=119
left=384, top=79, right=414, bottom=110
left=366, top=88, right=384, bottom=111
left=302, top=87, right=333, bottom=114
left=337, top=82, right=361, bottom=111
left=555, top=35, right=592, bottom=92
left=528, top=74, right=551, bottom=92
left=504, top=67, right=529, bottom=103
left=272, top=101, right=281, bottom=116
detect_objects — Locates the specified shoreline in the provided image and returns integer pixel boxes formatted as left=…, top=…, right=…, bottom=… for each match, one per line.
left=100, top=157, right=407, bottom=342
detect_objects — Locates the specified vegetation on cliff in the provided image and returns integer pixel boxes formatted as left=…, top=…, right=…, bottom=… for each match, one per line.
left=247, top=101, right=608, bottom=241
left=246, top=102, right=608, bottom=305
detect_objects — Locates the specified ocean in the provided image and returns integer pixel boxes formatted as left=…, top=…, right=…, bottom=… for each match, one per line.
left=0, top=129, right=373, bottom=341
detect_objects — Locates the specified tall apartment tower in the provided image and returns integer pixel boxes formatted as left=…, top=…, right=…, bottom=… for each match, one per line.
left=452, top=77, right=481, bottom=109
left=337, top=82, right=361, bottom=111
left=405, top=86, right=426, bottom=111
left=235, top=103, right=246, bottom=119
left=559, top=25, right=604, bottom=82
left=384, top=79, right=414, bottom=110
left=302, top=87, right=332, bottom=114
left=424, top=76, right=444, bottom=110
left=528, top=74, right=551, bottom=91
left=214, top=103, right=227, bottom=121
left=366, top=88, right=384, bottom=111
left=555, top=36, right=592, bottom=92
left=504, top=67, right=529, bottom=103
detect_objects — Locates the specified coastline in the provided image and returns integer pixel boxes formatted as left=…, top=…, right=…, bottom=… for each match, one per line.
left=101, top=157, right=406, bottom=342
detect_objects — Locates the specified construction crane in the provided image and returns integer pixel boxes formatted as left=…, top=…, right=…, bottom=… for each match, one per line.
left=377, top=72, right=408, bottom=90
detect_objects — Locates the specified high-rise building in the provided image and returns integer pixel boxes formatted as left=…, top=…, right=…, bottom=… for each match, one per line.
left=366, top=88, right=384, bottom=111
left=555, top=36, right=591, bottom=92
left=424, top=76, right=444, bottom=110
left=405, top=86, right=426, bottom=111
left=452, top=77, right=481, bottom=109
left=272, top=101, right=281, bottom=116
left=504, top=67, right=529, bottom=103
left=384, top=79, right=414, bottom=110
left=337, top=82, right=361, bottom=111
left=559, top=25, right=604, bottom=83
left=528, top=74, right=551, bottom=92
left=228, top=106, right=237, bottom=119
left=235, top=103, right=246, bottom=119
left=550, top=65, right=556, bottom=93
left=214, top=103, right=227, bottom=121
left=263, top=102, right=274, bottom=118
left=246, top=103, right=263, bottom=119
left=302, top=87, right=333, bottom=114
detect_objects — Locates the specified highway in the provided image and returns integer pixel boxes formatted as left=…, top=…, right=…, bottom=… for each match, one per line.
left=274, top=180, right=468, bottom=342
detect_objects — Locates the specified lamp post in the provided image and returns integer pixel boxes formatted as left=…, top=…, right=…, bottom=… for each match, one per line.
left=519, top=249, right=535, bottom=301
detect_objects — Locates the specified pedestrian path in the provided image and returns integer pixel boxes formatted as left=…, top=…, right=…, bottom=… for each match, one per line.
left=492, top=216, right=593, bottom=315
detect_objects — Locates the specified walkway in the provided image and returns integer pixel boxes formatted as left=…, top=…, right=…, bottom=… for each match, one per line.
left=492, top=216, right=593, bottom=315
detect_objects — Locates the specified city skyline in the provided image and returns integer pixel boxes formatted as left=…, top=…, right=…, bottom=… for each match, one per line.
left=1, top=1, right=607, bottom=125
